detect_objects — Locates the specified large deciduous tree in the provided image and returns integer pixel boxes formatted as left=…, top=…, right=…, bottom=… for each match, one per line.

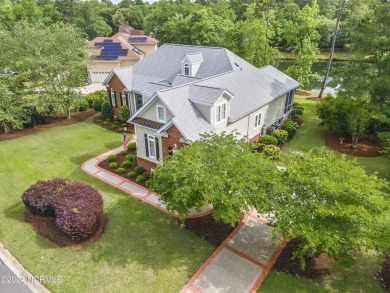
left=151, top=132, right=282, bottom=225
left=284, top=1, right=321, bottom=88
left=263, top=149, right=389, bottom=266
left=0, top=21, right=89, bottom=119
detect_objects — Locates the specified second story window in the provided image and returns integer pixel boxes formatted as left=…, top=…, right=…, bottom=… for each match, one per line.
left=216, top=103, right=226, bottom=123
left=134, top=93, right=143, bottom=111
left=184, top=63, right=190, bottom=76
left=156, top=105, right=166, bottom=123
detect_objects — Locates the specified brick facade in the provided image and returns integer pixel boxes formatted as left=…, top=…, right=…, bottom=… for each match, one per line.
left=107, top=75, right=126, bottom=116
left=161, top=125, right=186, bottom=157
left=136, top=156, right=157, bottom=170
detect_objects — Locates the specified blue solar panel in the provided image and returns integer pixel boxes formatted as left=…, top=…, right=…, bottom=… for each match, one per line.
left=129, top=37, right=147, bottom=43
left=94, top=40, right=128, bottom=60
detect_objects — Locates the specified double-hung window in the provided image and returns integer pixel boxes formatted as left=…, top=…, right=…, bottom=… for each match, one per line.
left=156, top=105, right=166, bottom=123
left=254, top=113, right=261, bottom=128
left=184, top=63, right=190, bottom=76
left=144, top=134, right=160, bottom=160
left=121, top=93, right=128, bottom=106
left=216, top=103, right=227, bottom=123
left=110, top=90, right=117, bottom=107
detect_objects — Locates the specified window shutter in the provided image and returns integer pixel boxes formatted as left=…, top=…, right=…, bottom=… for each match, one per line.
left=109, top=91, right=113, bottom=106
left=155, top=137, right=160, bottom=160
left=120, top=93, right=123, bottom=106
left=144, top=134, right=149, bottom=157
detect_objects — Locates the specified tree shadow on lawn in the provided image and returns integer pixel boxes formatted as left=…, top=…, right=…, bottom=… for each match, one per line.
left=87, top=197, right=213, bottom=271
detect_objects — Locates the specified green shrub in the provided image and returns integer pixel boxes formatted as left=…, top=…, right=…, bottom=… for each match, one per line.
left=145, top=180, right=152, bottom=189
left=121, top=123, right=128, bottom=127
left=93, top=98, right=104, bottom=112
left=104, top=119, right=111, bottom=122
left=109, top=162, right=117, bottom=169
left=134, top=166, right=144, bottom=175
left=125, top=154, right=135, bottom=161
left=127, top=171, right=136, bottom=178
left=114, top=116, right=121, bottom=122
left=120, top=150, right=127, bottom=156
left=102, top=121, right=109, bottom=125
left=117, top=167, right=125, bottom=174
left=282, top=120, right=298, bottom=138
left=107, top=155, right=116, bottom=162
left=72, top=97, right=88, bottom=112
left=271, top=129, right=288, bottom=143
left=111, top=124, right=117, bottom=129
left=120, top=105, right=130, bottom=123
left=127, top=142, right=136, bottom=151
left=118, top=127, right=124, bottom=132
left=121, top=160, right=132, bottom=168
left=293, top=102, right=304, bottom=112
left=258, top=134, right=278, bottom=146
left=262, top=145, right=280, bottom=160
left=101, top=101, right=114, bottom=120
left=86, top=90, right=106, bottom=107
left=136, top=175, right=145, bottom=183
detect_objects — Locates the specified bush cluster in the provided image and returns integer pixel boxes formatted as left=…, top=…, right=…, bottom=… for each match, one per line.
left=127, top=142, right=136, bottom=152
left=258, top=134, right=278, bottom=146
left=282, top=120, right=298, bottom=138
left=262, top=145, right=280, bottom=160
left=271, top=129, right=288, bottom=143
left=22, top=179, right=104, bottom=241
left=101, top=101, right=114, bottom=120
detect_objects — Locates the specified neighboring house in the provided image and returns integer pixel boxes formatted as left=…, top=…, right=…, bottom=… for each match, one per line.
left=87, top=26, right=158, bottom=83
left=102, top=44, right=299, bottom=170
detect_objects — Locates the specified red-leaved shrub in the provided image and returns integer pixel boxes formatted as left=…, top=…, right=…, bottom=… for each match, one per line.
left=22, top=179, right=104, bottom=242
left=22, top=178, right=71, bottom=216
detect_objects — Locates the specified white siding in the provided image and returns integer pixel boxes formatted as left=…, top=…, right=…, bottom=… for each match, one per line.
left=141, top=98, right=173, bottom=122
left=134, top=125, right=162, bottom=164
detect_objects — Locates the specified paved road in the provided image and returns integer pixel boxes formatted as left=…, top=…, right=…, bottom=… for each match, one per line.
left=0, top=257, right=32, bottom=293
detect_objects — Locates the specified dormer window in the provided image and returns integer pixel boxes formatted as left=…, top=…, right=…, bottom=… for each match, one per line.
left=184, top=63, right=190, bottom=76
left=216, top=103, right=227, bottom=123
left=156, top=104, right=166, bottom=123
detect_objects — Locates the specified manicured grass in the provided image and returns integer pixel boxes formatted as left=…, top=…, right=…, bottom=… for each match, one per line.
left=0, top=116, right=213, bottom=292
left=259, top=92, right=388, bottom=292
left=283, top=95, right=390, bottom=179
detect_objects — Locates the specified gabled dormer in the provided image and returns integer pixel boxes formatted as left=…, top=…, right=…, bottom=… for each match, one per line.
left=181, top=52, right=203, bottom=77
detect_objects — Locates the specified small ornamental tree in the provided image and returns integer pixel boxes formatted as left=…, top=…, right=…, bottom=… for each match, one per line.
left=120, top=104, right=130, bottom=123
left=151, top=132, right=283, bottom=225
left=101, top=101, right=114, bottom=120
left=258, top=149, right=390, bottom=267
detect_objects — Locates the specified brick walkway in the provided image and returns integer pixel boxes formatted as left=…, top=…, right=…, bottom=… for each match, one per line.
left=82, top=147, right=286, bottom=292
left=81, top=146, right=213, bottom=218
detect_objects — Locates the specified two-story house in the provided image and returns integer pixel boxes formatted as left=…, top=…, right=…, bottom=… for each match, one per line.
left=102, top=44, right=299, bottom=170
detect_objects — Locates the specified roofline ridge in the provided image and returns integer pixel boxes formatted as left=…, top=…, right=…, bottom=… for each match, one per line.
left=162, top=43, right=225, bottom=50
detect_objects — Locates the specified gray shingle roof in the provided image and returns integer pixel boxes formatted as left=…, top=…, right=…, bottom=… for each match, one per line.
left=189, top=85, right=226, bottom=105
left=183, top=52, right=204, bottom=64
left=119, top=44, right=298, bottom=142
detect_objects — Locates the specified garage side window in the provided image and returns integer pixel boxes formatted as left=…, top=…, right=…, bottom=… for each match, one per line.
left=110, top=90, right=117, bottom=107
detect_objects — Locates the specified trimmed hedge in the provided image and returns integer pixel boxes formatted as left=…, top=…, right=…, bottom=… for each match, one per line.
left=134, top=166, right=144, bottom=175
left=127, top=171, right=136, bottom=178
left=22, top=179, right=104, bottom=242
left=107, top=155, right=116, bottom=162
left=127, top=142, right=136, bottom=152
left=282, top=119, right=298, bottom=138
left=259, top=134, right=278, bottom=146
left=109, top=162, right=117, bottom=169
left=136, top=175, right=145, bottom=183
left=22, top=178, right=71, bottom=216
left=125, top=154, right=135, bottom=161
left=117, top=167, right=126, bottom=174
left=121, top=160, right=132, bottom=168
left=271, top=129, right=288, bottom=143
left=119, top=150, right=127, bottom=156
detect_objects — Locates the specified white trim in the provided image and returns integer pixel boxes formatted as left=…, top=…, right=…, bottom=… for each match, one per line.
left=110, top=90, right=116, bottom=107
left=156, top=104, right=166, bottom=123
left=215, top=102, right=227, bottom=124
left=147, top=135, right=157, bottom=159
left=254, top=111, right=262, bottom=129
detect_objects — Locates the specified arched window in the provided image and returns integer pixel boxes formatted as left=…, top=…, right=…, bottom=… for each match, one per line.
left=184, top=63, right=190, bottom=76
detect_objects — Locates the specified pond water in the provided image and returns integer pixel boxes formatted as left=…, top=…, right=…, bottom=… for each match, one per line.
left=277, top=60, right=348, bottom=94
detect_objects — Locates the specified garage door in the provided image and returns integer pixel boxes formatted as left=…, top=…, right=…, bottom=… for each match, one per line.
left=90, top=71, right=111, bottom=83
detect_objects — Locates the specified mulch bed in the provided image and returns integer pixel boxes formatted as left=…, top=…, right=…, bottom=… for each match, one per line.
left=0, top=109, right=96, bottom=141
left=181, top=214, right=236, bottom=247
left=93, top=115, right=134, bottom=134
left=296, top=89, right=311, bottom=96
left=273, top=238, right=334, bottom=279
left=306, top=96, right=322, bottom=101
left=25, top=210, right=106, bottom=247
left=325, top=132, right=384, bottom=157
left=380, top=254, right=390, bottom=292
left=98, top=150, right=147, bottom=187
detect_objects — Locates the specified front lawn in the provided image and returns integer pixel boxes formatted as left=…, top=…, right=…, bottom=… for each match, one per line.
left=0, top=116, right=213, bottom=292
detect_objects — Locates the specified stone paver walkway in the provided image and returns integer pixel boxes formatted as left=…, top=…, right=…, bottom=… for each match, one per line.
left=83, top=147, right=285, bottom=292
left=180, top=210, right=286, bottom=293
left=81, top=146, right=213, bottom=219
